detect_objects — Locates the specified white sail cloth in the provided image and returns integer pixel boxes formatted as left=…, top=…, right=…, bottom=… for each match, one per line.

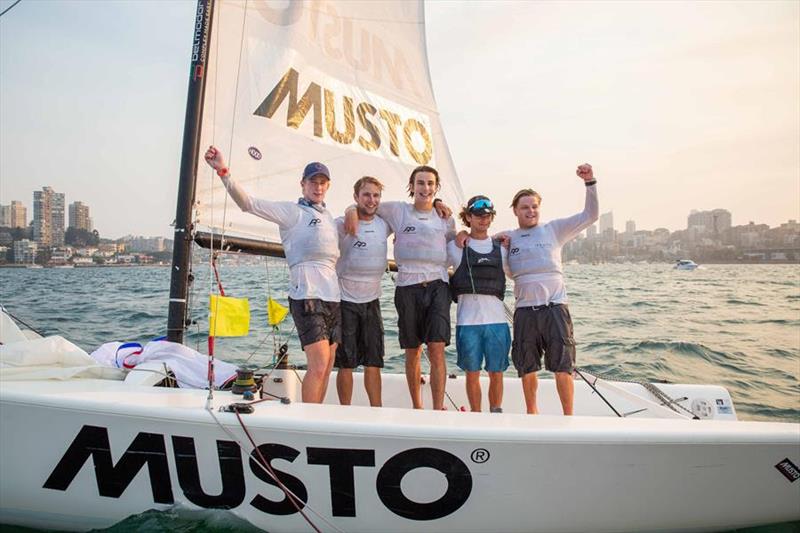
left=195, top=0, right=464, bottom=248
left=0, top=336, right=125, bottom=381
left=89, top=341, right=237, bottom=389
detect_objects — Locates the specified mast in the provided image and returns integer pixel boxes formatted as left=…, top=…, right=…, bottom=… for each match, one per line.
left=167, top=0, right=215, bottom=344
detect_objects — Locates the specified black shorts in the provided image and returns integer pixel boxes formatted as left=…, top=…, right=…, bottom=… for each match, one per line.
left=511, top=303, right=576, bottom=376
left=288, top=298, right=342, bottom=350
left=335, top=299, right=385, bottom=369
left=394, top=279, right=451, bottom=349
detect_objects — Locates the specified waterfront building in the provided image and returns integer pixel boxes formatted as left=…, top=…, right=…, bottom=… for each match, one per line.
left=68, top=201, right=92, bottom=231
left=33, top=187, right=65, bottom=247
left=13, top=239, right=38, bottom=264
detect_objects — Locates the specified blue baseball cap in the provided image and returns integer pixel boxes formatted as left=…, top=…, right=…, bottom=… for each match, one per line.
left=302, top=162, right=330, bottom=180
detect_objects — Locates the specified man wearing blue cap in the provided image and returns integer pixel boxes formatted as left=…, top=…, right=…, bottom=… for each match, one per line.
left=204, top=146, right=341, bottom=404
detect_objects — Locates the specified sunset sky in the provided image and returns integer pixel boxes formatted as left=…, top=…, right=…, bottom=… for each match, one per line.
left=1, top=0, right=798, bottom=238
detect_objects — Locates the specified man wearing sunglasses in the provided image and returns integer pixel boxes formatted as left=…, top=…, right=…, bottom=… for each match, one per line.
left=447, top=195, right=510, bottom=413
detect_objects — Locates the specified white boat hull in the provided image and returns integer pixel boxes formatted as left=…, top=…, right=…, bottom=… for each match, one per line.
left=2, top=374, right=798, bottom=532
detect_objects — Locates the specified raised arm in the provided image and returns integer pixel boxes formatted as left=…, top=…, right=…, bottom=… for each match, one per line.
left=204, top=146, right=299, bottom=228
left=550, top=163, right=599, bottom=244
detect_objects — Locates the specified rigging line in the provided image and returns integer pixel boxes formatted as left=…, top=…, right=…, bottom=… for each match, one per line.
left=422, top=346, right=459, bottom=411
left=573, top=367, right=623, bottom=418
left=232, top=410, right=347, bottom=533
left=206, top=408, right=342, bottom=533
left=0, top=0, right=22, bottom=18
left=1, top=306, right=45, bottom=337
left=210, top=0, right=250, bottom=304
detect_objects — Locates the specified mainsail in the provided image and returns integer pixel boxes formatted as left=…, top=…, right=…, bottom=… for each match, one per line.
left=194, top=0, right=464, bottom=246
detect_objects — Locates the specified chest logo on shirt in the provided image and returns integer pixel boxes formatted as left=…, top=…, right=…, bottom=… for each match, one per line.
left=477, top=258, right=490, bottom=264
left=308, top=218, right=322, bottom=226
left=510, top=247, right=520, bottom=255
left=402, top=226, right=416, bottom=233
left=353, top=240, right=367, bottom=248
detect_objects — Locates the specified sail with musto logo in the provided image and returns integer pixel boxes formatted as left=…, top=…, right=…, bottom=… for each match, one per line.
left=194, top=0, right=464, bottom=247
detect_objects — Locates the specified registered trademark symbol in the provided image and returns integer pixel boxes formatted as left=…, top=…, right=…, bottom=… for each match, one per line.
left=471, top=448, right=490, bottom=463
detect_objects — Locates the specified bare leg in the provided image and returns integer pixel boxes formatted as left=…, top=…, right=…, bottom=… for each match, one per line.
left=521, top=372, right=539, bottom=414
left=303, top=340, right=336, bottom=403
left=319, top=343, right=336, bottom=401
left=488, top=371, right=504, bottom=411
left=427, top=342, right=447, bottom=410
left=554, top=371, right=574, bottom=415
left=405, top=346, right=423, bottom=409
left=465, top=371, right=482, bottom=412
left=336, top=368, right=353, bottom=405
left=364, top=366, right=382, bottom=407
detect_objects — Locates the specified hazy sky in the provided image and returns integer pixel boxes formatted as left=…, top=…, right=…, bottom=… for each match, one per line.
left=1, top=0, right=798, bottom=238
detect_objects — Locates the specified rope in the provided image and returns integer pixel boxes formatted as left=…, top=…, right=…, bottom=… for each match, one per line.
left=0, top=0, right=22, bottom=18
left=574, top=366, right=697, bottom=418
left=205, top=407, right=342, bottom=533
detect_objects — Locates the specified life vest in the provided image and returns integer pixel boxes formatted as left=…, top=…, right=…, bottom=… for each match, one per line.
left=506, top=225, right=563, bottom=278
left=281, top=205, right=340, bottom=268
left=337, top=217, right=389, bottom=282
left=450, top=240, right=506, bottom=301
left=393, top=205, right=448, bottom=266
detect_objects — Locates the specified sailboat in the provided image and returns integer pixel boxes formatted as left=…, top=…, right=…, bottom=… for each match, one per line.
left=1, top=1, right=798, bottom=532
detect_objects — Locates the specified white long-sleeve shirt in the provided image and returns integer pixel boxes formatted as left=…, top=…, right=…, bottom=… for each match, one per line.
left=221, top=176, right=340, bottom=302
left=506, top=184, right=598, bottom=308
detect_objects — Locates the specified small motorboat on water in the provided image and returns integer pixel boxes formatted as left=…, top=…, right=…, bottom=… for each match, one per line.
left=674, top=259, right=700, bottom=270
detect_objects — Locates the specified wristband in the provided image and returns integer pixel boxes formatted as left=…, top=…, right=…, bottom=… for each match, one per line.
left=584, top=179, right=596, bottom=187
left=217, top=167, right=229, bottom=178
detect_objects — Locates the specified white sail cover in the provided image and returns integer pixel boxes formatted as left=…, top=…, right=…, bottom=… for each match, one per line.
left=195, top=0, right=464, bottom=246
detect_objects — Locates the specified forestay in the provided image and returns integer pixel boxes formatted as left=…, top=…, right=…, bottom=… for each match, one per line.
left=195, top=0, right=464, bottom=247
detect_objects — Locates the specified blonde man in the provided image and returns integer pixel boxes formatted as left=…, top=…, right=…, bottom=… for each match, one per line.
left=334, top=177, right=392, bottom=407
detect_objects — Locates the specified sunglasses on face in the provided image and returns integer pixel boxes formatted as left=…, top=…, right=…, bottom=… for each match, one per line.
left=469, top=198, right=493, bottom=210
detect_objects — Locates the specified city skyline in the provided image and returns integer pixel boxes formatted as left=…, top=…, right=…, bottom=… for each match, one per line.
left=3, top=187, right=797, bottom=240
left=1, top=1, right=798, bottom=239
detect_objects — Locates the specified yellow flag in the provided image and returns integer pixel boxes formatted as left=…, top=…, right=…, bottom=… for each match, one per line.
left=267, top=297, right=289, bottom=326
left=209, top=294, right=250, bottom=337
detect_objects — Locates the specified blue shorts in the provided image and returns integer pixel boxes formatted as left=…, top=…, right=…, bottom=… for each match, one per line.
left=455, top=323, right=511, bottom=373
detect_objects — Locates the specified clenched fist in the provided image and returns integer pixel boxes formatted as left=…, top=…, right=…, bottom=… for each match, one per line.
left=576, top=163, right=594, bottom=182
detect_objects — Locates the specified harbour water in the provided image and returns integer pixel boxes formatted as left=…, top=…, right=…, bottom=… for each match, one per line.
left=1, top=262, right=798, bottom=532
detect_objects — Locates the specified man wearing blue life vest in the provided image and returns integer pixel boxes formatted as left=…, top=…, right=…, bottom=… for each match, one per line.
left=345, top=166, right=455, bottom=410
left=334, top=176, right=392, bottom=407
left=447, top=196, right=510, bottom=413
left=505, top=164, right=599, bottom=415
left=204, top=146, right=340, bottom=404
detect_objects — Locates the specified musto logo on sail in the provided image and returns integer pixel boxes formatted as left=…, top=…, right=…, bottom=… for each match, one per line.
left=254, top=68, right=435, bottom=166
left=43, top=425, right=474, bottom=521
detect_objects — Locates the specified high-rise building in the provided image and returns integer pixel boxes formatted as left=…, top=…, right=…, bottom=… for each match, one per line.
left=33, top=186, right=65, bottom=247
left=10, top=201, right=26, bottom=228
left=587, top=224, right=597, bottom=238
left=687, top=209, right=732, bottom=235
left=69, top=201, right=92, bottom=231
left=0, top=205, right=9, bottom=227
left=625, top=220, right=636, bottom=234
left=599, top=211, right=614, bottom=233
